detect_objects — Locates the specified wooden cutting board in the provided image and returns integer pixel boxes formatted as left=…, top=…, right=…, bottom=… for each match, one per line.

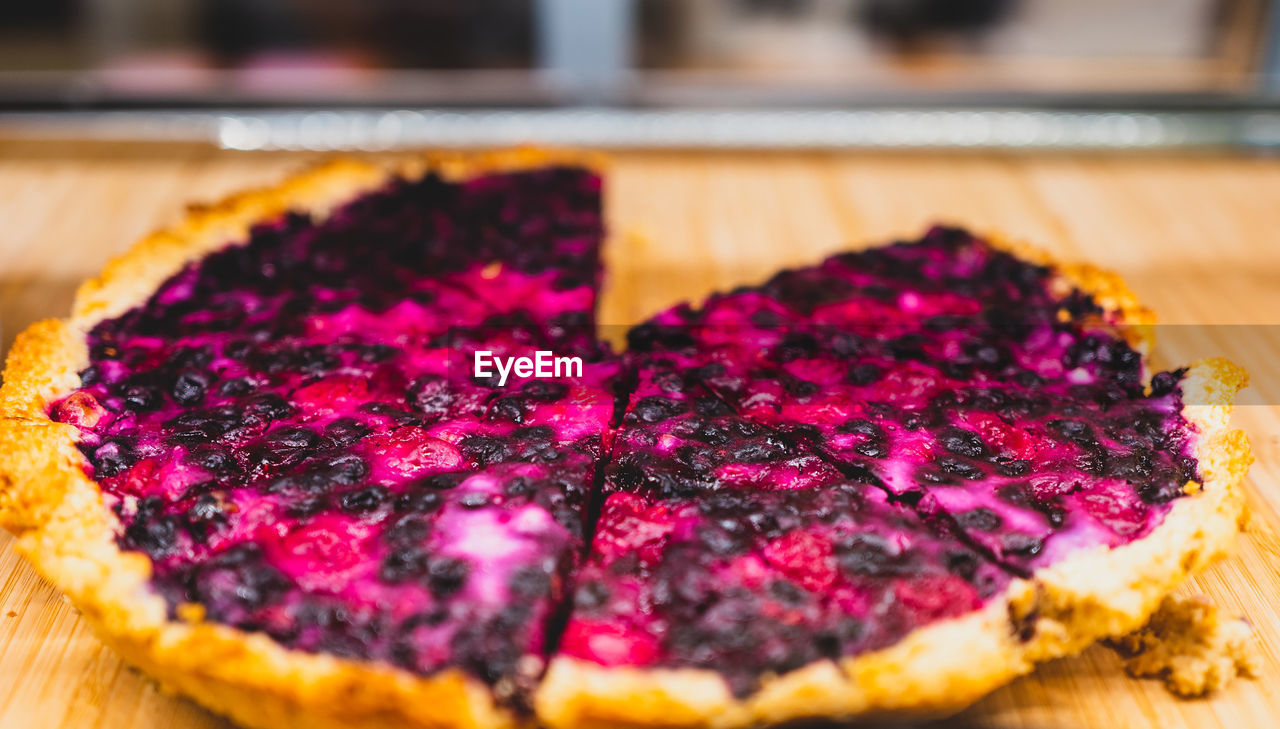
left=1, top=143, right=1278, bottom=729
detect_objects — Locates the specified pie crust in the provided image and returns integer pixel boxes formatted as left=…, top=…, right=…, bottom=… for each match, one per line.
left=0, top=152, right=1251, bottom=729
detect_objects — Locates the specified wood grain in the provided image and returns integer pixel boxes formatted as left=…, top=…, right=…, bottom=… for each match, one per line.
left=0, top=143, right=1278, bottom=729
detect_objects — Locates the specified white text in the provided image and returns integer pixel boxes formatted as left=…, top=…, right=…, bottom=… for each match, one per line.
left=473, top=350, right=583, bottom=387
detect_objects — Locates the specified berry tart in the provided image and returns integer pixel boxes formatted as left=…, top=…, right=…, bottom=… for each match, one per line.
left=0, top=151, right=1252, bottom=729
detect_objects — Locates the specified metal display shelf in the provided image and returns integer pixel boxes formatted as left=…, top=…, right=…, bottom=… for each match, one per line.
left=1, top=107, right=1279, bottom=151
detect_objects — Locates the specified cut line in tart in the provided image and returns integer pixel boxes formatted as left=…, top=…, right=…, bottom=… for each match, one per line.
left=0, top=150, right=1252, bottom=729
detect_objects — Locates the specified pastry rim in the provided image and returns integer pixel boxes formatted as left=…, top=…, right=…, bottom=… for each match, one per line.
left=0, top=155, right=1252, bottom=729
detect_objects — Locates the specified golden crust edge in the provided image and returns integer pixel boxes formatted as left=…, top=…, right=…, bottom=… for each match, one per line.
left=981, top=231, right=1250, bottom=655
left=0, top=148, right=609, bottom=729
left=532, top=234, right=1250, bottom=729
left=535, top=586, right=1038, bottom=729
left=1018, top=357, right=1251, bottom=660
left=982, top=230, right=1157, bottom=354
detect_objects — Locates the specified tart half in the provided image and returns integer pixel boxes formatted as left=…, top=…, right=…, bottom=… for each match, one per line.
left=0, top=152, right=1251, bottom=729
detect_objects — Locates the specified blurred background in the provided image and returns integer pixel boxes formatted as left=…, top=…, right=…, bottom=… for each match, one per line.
left=1, top=0, right=1279, bottom=150
left=6, top=8, right=1280, bottom=729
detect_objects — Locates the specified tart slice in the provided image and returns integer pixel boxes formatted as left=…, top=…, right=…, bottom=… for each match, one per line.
left=0, top=152, right=618, bottom=729
left=536, top=228, right=1251, bottom=728
left=547, top=481, right=1012, bottom=726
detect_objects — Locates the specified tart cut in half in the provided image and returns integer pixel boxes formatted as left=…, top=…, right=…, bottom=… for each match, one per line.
left=0, top=151, right=1252, bottom=729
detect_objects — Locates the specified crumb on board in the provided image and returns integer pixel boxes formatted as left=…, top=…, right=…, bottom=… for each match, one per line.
left=1108, top=595, right=1260, bottom=697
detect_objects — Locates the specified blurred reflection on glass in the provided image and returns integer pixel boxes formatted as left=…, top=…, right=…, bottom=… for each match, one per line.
left=0, top=0, right=1273, bottom=106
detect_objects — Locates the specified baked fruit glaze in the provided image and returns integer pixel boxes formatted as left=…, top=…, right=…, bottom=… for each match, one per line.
left=49, top=166, right=1202, bottom=707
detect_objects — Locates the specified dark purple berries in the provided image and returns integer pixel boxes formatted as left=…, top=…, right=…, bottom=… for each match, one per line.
left=1050, top=419, right=1097, bottom=448
left=509, top=567, right=552, bottom=598
left=266, top=427, right=319, bottom=450
left=326, top=455, right=369, bottom=484
left=459, top=435, right=513, bottom=466
left=124, top=384, right=162, bottom=412
left=956, top=508, right=1003, bottom=531
left=381, top=548, right=431, bottom=583
left=411, top=379, right=456, bottom=419
left=938, top=427, right=988, bottom=459
left=185, top=494, right=227, bottom=542
left=324, top=418, right=369, bottom=446
left=428, top=557, right=470, bottom=597
left=124, top=497, right=180, bottom=557
left=935, top=456, right=986, bottom=481
left=631, top=396, right=684, bottom=424
left=171, top=372, right=210, bottom=406
left=91, top=439, right=135, bottom=478
left=340, top=486, right=389, bottom=514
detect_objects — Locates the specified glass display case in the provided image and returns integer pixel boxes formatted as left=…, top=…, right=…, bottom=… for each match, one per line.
left=0, top=0, right=1276, bottom=149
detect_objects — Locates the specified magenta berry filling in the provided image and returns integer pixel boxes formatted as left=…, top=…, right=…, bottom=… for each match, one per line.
left=562, top=484, right=1008, bottom=696
left=50, top=169, right=1201, bottom=704
left=624, top=227, right=1198, bottom=576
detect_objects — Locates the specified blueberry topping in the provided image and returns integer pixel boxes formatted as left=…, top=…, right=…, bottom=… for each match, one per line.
left=50, top=186, right=1201, bottom=703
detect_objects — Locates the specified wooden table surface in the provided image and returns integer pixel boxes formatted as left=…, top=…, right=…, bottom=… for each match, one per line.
left=1, top=143, right=1278, bottom=729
